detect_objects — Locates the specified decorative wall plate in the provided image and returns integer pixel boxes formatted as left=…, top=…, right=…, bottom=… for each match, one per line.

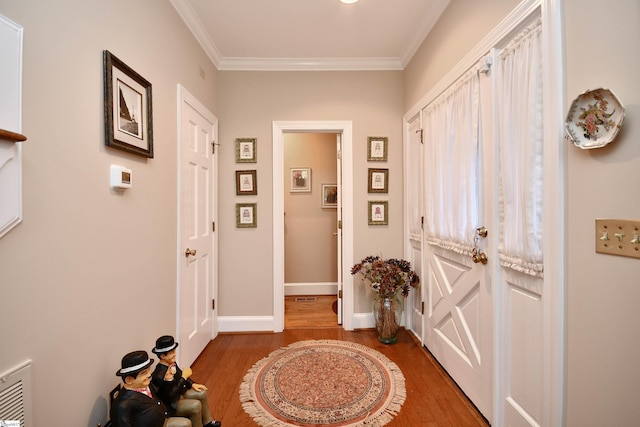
left=565, top=88, right=625, bottom=149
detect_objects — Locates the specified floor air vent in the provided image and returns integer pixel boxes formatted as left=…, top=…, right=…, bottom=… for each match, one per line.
left=294, top=296, right=317, bottom=302
left=0, top=360, right=32, bottom=427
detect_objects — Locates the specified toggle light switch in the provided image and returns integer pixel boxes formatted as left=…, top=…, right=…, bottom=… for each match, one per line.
left=595, top=219, right=640, bottom=259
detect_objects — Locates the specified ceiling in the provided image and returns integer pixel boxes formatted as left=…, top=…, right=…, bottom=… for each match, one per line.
left=170, top=0, right=451, bottom=71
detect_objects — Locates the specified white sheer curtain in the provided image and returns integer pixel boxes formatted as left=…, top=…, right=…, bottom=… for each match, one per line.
left=407, top=118, right=422, bottom=242
left=423, top=67, right=481, bottom=255
left=497, top=19, right=544, bottom=277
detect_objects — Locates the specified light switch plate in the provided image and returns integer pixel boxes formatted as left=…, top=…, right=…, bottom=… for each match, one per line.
left=595, top=219, right=640, bottom=259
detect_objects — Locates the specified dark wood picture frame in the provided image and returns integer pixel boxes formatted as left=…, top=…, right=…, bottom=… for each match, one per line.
left=103, top=50, right=153, bottom=158
left=236, top=170, right=257, bottom=195
left=368, top=168, right=389, bottom=193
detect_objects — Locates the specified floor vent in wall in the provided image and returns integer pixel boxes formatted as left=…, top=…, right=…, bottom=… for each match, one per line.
left=294, top=296, right=318, bottom=302
left=0, top=360, right=32, bottom=427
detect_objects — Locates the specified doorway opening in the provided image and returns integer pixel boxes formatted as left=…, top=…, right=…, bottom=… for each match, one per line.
left=272, top=121, right=354, bottom=332
left=283, top=132, right=339, bottom=329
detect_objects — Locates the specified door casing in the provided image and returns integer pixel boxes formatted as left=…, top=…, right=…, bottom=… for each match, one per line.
left=272, top=121, right=354, bottom=331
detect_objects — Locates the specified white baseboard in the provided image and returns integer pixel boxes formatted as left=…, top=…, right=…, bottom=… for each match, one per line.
left=284, top=282, right=338, bottom=296
left=351, top=312, right=375, bottom=329
left=217, top=316, right=275, bottom=333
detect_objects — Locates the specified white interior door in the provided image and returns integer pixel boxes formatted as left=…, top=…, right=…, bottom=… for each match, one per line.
left=422, top=68, right=494, bottom=420
left=177, top=85, right=218, bottom=368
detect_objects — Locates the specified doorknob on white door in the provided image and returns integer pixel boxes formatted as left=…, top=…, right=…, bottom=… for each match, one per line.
left=185, top=248, right=197, bottom=257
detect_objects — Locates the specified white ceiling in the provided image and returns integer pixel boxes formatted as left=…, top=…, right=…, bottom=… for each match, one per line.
left=170, top=0, right=451, bottom=71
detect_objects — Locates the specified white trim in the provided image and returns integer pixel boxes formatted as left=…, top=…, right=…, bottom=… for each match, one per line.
left=169, top=0, right=223, bottom=67
left=541, top=0, right=566, bottom=425
left=284, top=282, right=338, bottom=296
left=273, top=121, right=354, bottom=332
left=218, top=316, right=275, bottom=333
left=218, top=57, right=403, bottom=71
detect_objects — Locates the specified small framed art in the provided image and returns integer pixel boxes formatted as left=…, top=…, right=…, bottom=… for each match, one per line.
left=367, top=137, right=388, bottom=162
left=290, top=167, right=311, bottom=192
left=321, top=184, right=338, bottom=208
left=236, top=138, right=257, bottom=163
left=103, top=50, right=153, bottom=158
left=236, top=203, right=257, bottom=228
left=368, top=200, right=388, bottom=225
left=236, top=170, right=257, bottom=195
left=368, top=168, right=388, bottom=193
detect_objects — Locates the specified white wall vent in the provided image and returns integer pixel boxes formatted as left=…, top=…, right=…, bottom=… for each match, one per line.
left=0, top=360, right=33, bottom=427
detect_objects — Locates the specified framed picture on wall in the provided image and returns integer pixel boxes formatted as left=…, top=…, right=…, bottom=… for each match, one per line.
left=236, top=170, right=257, bottom=195
left=368, top=168, right=388, bottom=193
left=236, top=203, right=257, bottom=228
left=367, top=136, right=388, bottom=162
left=290, top=167, right=311, bottom=192
left=236, top=138, right=257, bottom=163
left=103, top=50, right=154, bottom=158
left=321, top=184, right=338, bottom=208
left=368, top=200, right=388, bottom=225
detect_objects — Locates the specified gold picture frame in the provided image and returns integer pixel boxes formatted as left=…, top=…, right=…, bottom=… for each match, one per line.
left=368, top=168, right=388, bottom=193
left=236, top=203, right=257, bottom=228
left=368, top=200, right=388, bottom=225
left=367, top=136, right=388, bottom=162
left=236, top=138, right=257, bottom=163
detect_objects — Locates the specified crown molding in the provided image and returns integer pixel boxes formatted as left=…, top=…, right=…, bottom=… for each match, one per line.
left=400, top=0, right=451, bottom=68
left=170, top=0, right=223, bottom=67
left=217, top=57, right=403, bottom=71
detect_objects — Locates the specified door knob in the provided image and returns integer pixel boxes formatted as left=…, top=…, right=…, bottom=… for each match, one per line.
left=185, top=248, right=197, bottom=257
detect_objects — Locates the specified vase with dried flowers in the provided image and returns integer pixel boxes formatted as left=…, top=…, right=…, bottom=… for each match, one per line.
left=351, top=255, right=420, bottom=344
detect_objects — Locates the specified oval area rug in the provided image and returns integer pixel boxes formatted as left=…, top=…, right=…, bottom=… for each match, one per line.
left=239, top=339, right=406, bottom=426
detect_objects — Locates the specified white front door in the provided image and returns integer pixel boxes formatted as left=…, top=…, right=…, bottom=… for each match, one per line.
left=422, top=68, right=494, bottom=420
left=406, top=116, right=423, bottom=340
left=177, top=85, right=218, bottom=368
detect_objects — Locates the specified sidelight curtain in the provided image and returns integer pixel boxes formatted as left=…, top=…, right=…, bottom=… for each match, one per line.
left=497, top=19, right=544, bottom=277
left=423, top=67, right=481, bottom=255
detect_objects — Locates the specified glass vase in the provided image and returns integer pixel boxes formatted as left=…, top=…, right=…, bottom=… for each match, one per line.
left=372, top=293, right=403, bottom=344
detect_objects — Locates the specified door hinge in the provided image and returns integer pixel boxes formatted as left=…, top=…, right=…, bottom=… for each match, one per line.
left=212, top=299, right=215, bottom=310
left=338, top=220, right=342, bottom=229
left=211, top=140, right=220, bottom=155
left=421, top=301, right=425, bottom=315
left=338, top=290, right=343, bottom=299
left=212, top=221, right=215, bottom=232
left=421, top=216, right=424, bottom=229
left=337, top=150, right=342, bottom=160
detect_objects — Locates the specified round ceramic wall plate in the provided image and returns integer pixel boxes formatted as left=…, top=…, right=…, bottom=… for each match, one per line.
left=565, top=88, right=625, bottom=149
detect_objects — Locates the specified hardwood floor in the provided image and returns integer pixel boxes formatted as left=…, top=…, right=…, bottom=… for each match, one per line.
left=190, top=297, right=490, bottom=426
left=284, top=295, right=339, bottom=329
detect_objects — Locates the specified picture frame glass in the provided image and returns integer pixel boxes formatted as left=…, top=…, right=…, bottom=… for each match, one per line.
left=368, top=168, right=388, bottom=193
left=236, top=170, right=257, bottom=195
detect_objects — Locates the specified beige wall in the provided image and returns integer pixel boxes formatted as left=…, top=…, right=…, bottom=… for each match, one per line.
left=284, top=133, right=338, bottom=284
left=217, top=70, right=404, bottom=316
left=403, top=0, right=521, bottom=111
left=0, top=0, right=217, bottom=426
left=564, top=0, right=640, bottom=425
left=406, top=0, right=640, bottom=424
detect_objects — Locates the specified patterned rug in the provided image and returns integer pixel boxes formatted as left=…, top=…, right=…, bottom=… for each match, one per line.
left=239, top=340, right=405, bottom=426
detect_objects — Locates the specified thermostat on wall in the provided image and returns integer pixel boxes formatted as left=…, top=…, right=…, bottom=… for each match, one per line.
left=110, top=165, right=132, bottom=189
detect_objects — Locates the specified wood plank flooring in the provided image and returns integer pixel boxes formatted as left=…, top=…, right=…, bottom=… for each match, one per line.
left=190, top=297, right=490, bottom=426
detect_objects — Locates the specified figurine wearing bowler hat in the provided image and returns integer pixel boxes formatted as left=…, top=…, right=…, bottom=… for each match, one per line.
left=151, top=335, right=221, bottom=427
left=110, top=350, right=191, bottom=427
